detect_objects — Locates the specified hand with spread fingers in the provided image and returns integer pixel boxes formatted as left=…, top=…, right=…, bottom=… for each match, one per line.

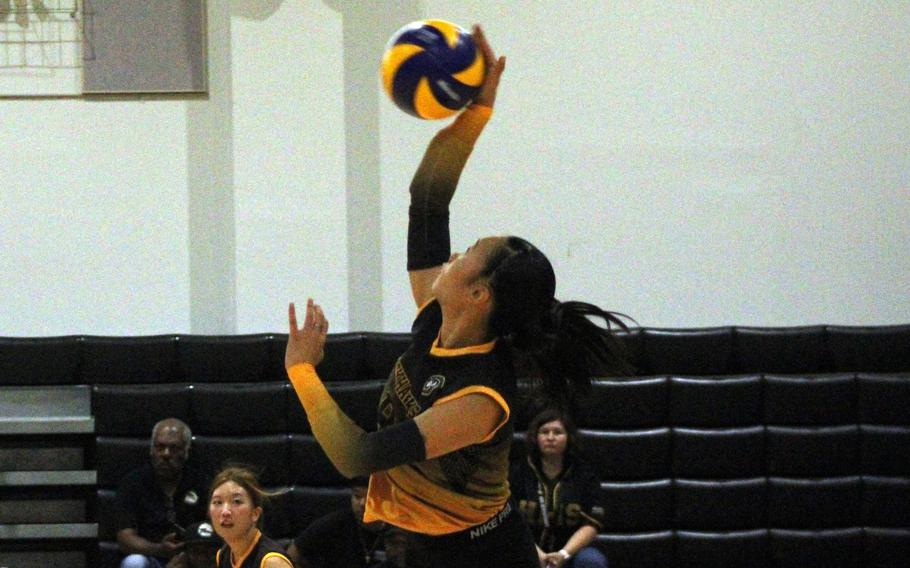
left=471, top=24, right=506, bottom=109
left=286, top=299, right=329, bottom=369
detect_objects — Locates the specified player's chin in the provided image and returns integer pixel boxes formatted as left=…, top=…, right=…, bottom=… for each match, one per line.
left=213, top=522, right=236, bottom=537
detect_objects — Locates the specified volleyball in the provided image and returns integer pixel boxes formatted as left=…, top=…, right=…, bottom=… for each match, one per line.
left=381, top=20, right=485, bottom=120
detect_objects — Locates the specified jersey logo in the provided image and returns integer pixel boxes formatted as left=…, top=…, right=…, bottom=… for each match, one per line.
left=421, top=375, right=446, bottom=397
left=394, top=363, right=422, bottom=418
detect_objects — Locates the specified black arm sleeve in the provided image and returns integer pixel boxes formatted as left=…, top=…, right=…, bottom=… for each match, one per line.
left=406, top=105, right=492, bottom=271
left=407, top=207, right=450, bottom=270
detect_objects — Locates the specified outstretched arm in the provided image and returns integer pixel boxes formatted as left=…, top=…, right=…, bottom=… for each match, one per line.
left=407, top=24, right=506, bottom=307
left=285, top=301, right=504, bottom=478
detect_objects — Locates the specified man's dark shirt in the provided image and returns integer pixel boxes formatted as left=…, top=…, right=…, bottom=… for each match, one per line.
left=115, top=463, right=210, bottom=542
left=293, top=508, right=387, bottom=568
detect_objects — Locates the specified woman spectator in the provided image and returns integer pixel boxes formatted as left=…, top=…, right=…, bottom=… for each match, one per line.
left=511, top=408, right=608, bottom=568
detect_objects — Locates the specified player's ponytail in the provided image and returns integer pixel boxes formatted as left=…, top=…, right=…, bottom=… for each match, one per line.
left=483, top=237, right=633, bottom=405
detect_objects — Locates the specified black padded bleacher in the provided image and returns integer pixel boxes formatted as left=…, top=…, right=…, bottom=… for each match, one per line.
left=0, top=336, right=82, bottom=386
left=0, top=325, right=908, bottom=567
left=87, top=333, right=395, bottom=567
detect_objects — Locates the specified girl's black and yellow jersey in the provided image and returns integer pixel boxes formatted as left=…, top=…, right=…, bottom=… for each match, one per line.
left=363, top=299, right=517, bottom=535
left=509, top=456, right=605, bottom=550
left=215, top=530, right=292, bottom=568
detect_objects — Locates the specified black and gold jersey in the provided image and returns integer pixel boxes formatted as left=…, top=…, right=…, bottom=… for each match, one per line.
left=364, top=300, right=516, bottom=535
left=215, top=530, right=291, bottom=568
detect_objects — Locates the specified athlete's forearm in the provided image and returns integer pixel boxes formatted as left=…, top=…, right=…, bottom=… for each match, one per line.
left=287, top=363, right=426, bottom=477
left=407, top=105, right=492, bottom=270
left=409, top=104, right=492, bottom=212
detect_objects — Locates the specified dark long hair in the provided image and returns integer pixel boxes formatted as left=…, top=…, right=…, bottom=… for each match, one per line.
left=482, top=236, right=634, bottom=405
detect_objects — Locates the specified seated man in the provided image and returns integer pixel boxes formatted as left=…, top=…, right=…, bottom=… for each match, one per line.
left=286, top=477, right=389, bottom=568
left=115, top=418, right=211, bottom=568
left=166, top=521, right=223, bottom=568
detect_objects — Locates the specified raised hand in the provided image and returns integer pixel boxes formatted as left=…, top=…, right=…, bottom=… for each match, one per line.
left=472, top=24, right=506, bottom=108
left=286, top=299, right=329, bottom=369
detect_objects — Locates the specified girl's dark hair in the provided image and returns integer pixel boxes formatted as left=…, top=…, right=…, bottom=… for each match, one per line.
left=482, top=236, right=634, bottom=405
left=525, top=407, right=580, bottom=464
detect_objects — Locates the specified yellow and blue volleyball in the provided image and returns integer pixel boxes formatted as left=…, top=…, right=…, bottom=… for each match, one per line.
left=381, top=20, right=485, bottom=120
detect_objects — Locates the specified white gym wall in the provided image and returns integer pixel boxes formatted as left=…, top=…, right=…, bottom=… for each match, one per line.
left=0, top=1, right=906, bottom=336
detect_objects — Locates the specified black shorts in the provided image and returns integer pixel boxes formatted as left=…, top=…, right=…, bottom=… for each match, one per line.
left=404, top=500, right=539, bottom=568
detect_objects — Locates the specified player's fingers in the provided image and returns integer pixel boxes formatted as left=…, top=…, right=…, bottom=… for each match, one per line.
left=303, top=298, right=316, bottom=330
left=486, top=55, right=506, bottom=85
left=472, top=24, right=496, bottom=66
left=288, top=303, right=299, bottom=336
left=314, top=305, right=328, bottom=335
